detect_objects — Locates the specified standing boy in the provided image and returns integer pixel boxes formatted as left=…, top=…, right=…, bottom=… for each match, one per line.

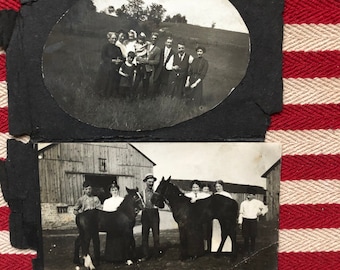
left=73, top=181, right=102, bottom=265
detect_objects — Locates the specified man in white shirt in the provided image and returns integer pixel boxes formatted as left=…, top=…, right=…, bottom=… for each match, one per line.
left=238, top=187, right=268, bottom=256
left=166, top=42, right=194, bottom=98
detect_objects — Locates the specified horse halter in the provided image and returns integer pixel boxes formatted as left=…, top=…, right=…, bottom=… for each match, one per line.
left=135, top=192, right=145, bottom=208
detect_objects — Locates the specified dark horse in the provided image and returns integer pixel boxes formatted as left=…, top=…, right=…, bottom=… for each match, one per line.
left=74, top=187, right=144, bottom=269
left=151, top=177, right=238, bottom=260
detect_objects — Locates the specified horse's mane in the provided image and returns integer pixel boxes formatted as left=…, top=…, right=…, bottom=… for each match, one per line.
left=167, top=181, right=191, bottom=203
left=116, top=191, right=134, bottom=212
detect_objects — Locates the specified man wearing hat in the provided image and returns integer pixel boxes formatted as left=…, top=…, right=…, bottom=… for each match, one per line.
left=140, top=173, right=162, bottom=261
left=238, top=187, right=268, bottom=256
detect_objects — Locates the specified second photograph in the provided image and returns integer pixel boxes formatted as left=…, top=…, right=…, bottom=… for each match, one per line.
left=39, top=142, right=281, bottom=270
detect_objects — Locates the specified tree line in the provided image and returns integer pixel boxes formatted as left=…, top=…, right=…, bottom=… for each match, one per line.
left=114, top=0, right=187, bottom=26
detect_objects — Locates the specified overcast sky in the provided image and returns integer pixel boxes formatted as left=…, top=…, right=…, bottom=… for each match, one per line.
left=92, top=0, right=249, bottom=33
left=132, top=143, right=281, bottom=189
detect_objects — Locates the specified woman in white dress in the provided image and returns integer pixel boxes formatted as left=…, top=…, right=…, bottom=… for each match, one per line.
left=214, top=180, right=232, bottom=199
left=185, top=180, right=210, bottom=203
left=103, top=183, right=124, bottom=212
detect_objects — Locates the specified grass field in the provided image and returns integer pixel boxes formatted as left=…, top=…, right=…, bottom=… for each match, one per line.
left=42, top=0, right=250, bottom=131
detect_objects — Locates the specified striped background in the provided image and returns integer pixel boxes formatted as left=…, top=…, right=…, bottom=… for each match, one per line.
left=0, top=0, right=339, bottom=269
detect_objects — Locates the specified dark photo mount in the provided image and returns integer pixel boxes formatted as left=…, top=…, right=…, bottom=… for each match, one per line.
left=1, top=0, right=283, bottom=269
left=6, top=0, right=283, bottom=141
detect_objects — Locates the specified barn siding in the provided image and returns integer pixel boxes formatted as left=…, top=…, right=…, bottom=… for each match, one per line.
left=39, top=143, right=154, bottom=204
left=265, top=162, right=281, bottom=221
left=39, top=143, right=154, bottom=229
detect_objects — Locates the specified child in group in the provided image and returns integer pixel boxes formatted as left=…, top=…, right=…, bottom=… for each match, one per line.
left=119, top=51, right=137, bottom=97
left=73, top=181, right=102, bottom=215
left=133, top=33, right=148, bottom=88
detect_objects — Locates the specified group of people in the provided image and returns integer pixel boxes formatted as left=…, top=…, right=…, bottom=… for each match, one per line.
left=73, top=174, right=162, bottom=263
left=94, top=29, right=209, bottom=106
left=73, top=174, right=267, bottom=263
left=184, top=179, right=268, bottom=256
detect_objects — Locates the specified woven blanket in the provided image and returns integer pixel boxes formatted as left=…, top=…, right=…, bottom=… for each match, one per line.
left=0, top=0, right=339, bottom=269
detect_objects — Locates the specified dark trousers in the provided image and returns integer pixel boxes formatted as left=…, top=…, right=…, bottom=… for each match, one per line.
left=242, top=218, right=258, bottom=253
left=133, top=69, right=152, bottom=97
left=141, top=208, right=160, bottom=257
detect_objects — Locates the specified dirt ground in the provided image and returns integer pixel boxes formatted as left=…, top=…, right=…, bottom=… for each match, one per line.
left=42, top=212, right=278, bottom=270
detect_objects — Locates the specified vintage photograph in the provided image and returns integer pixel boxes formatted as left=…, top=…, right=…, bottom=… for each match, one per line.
left=38, top=142, right=280, bottom=269
left=42, top=0, right=250, bottom=131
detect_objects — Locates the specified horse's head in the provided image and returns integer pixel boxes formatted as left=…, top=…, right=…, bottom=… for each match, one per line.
left=151, top=176, right=173, bottom=208
left=125, top=187, right=145, bottom=214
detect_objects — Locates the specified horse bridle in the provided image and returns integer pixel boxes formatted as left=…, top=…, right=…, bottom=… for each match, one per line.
left=154, top=183, right=171, bottom=206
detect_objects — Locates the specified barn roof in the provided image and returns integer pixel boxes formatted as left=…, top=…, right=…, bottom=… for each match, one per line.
left=128, top=144, right=156, bottom=166
left=37, top=143, right=156, bottom=166
left=261, top=159, right=281, bottom=178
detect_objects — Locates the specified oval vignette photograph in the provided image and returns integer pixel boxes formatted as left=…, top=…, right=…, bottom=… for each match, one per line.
left=42, top=0, right=250, bottom=131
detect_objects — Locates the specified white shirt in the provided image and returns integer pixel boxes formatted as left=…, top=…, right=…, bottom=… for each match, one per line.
left=116, top=40, right=127, bottom=58
left=185, top=191, right=211, bottom=200
left=238, top=198, right=268, bottom=224
left=165, top=53, right=194, bottom=70
left=103, top=196, right=124, bottom=212
left=125, top=40, right=137, bottom=54
left=163, top=47, right=171, bottom=64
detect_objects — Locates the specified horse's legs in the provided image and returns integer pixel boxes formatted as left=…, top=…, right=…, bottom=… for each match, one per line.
left=178, top=226, right=188, bottom=260
left=229, top=225, right=237, bottom=261
left=216, top=221, right=228, bottom=255
left=92, top=232, right=100, bottom=265
left=125, top=230, right=135, bottom=265
left=80, top=233, right=96, bottom=269
left=73, top=235, right=81, bottom=264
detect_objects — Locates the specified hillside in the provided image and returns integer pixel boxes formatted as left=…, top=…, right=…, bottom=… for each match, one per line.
left=42, top=0, right=250, bottom=131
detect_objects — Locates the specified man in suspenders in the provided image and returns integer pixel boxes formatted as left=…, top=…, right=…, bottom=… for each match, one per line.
left=166, top=41, right=194, bottom=98
left=140, top=173, right=162, bottom=261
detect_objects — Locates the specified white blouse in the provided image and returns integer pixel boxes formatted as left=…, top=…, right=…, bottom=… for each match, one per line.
left=103, top=196, right=124, bottom=212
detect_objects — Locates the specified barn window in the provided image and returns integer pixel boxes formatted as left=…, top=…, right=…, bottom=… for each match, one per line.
left=99, top=158, right=107, bottom=172
left=57, top=206, right=68, bottom=214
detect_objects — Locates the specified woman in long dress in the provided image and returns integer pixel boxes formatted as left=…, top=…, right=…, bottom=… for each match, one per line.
left=184, top=180, right=211, bottom=258
left=102, top=183, right=124, bottom=262
left=211, top=180, right=233, bottom=253
left=94, top=32, right=123, bottom=97
left=185, top=46, right=209, bottom=106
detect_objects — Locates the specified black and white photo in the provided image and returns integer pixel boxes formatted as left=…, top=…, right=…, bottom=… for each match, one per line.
left=38, top=142, right=280, bottom=269
left=42, top=0, right=250, bottom=131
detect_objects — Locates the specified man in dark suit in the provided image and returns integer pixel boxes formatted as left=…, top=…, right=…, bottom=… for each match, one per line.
left=153, top=36, right=175, bottom=95
left=140, top=32, right=161, bottom=97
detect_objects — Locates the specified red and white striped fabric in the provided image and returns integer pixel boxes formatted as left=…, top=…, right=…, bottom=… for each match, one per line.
left=265, top=0, right=340, bottom=269
left=0, top=0, right=339, bottom=269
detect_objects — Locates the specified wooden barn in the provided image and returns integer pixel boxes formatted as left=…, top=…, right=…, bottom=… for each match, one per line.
left=38, top=142, right=155, bottom=230
left=262, top=159, right=281, bottom=221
